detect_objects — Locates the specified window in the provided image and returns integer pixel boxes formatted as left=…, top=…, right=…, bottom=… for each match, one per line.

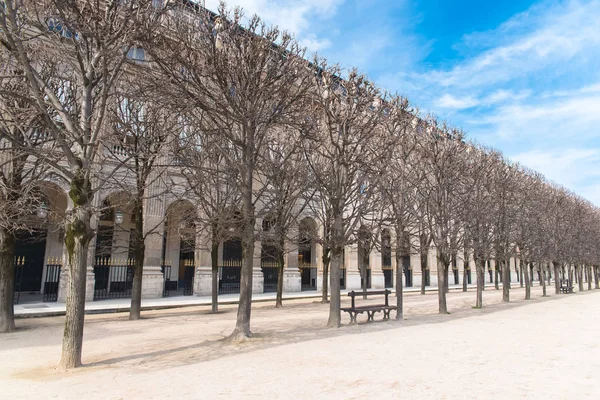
left=127, top=47, right=145, bottom=61
left=47, top=18, right=75, bottom=39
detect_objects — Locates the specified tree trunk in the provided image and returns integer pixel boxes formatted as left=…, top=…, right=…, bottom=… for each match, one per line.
left=321, top=256, right=329, bottom=303
left=462, top=258, right=468, bottom=293
left=519, top=259, right=524, bottom=288
left=327, top=212, right=343, bottom=328
left=230, top=162, right=255, bottom=339
left=437, top=262, right=448, bottom=314
left=59, top=204, right=93, bottom=369
left=594, top=265, right=599, bottom=289
left=394, top=233, right=404, bottom=320
left=275, top=239, right=284, bottom=308
left=0, top=228, right=16, bottom=333
left=494, top=262, right=499, bottom=290
left=578, top=265, right=584, bottom=292
left=553, top=261, right=560, bottom=295
left=541, top=262, right=547, bottom=297
left=420, top=248, right=427, bottom=295
left=475, top=258, right=484, bottom=308
left=327, top=248, right=342, bottom=328
left=587, top=266, right=592, bottom=291
left=502, top=257, right=510, bottom=302
left=129, top=200, right=145, bottom=320
left=211, top=240, right=219, bottom=314
left=524, top=259, right=531, bottom=300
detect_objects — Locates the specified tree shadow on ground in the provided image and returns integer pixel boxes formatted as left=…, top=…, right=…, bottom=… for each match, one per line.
left=79, top=289, right=596, bottom=373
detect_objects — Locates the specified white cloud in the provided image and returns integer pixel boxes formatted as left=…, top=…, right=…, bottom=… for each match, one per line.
left=435, top=94, right=479, bottom=110
left=203, top=0, right=344, bottom=52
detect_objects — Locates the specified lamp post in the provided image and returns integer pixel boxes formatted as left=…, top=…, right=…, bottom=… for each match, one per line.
left=115, top=210, right=124, bottom=225
left=37, top=202, right=48, bottom=220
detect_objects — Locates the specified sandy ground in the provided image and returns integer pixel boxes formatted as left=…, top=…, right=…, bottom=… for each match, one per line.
left=1, top=285, right=599, bottom=399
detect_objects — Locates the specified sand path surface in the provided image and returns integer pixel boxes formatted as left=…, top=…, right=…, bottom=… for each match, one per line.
left=1, top=286, right=598, bottom=399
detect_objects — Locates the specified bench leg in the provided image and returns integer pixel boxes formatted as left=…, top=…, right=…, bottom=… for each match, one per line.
left=383, top=309, right=390, bottom=320
left=350, top=312, right=357, bottom=324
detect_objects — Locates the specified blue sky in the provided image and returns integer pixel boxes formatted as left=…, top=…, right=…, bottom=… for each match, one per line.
left=205, top=0, right=600, bottom=205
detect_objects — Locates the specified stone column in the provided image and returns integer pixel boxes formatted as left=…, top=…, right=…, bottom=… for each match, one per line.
left=252, top=219, right=264, bottom=294
left=370, top=248, right=385, bottom=289
left=283, top=226, right=301, bottom=292
left=140, top=191, right=167, bottom=299
left=345, top=243, right=361, bottom=290
left=194, top=229, right=212, bottom=296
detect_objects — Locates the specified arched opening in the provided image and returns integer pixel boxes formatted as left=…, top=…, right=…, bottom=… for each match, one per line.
left=401, top=231, right=412, bottom=287
left=14, top=182, right=67, bottom=304
left=381, top=229, right=393, bottom=288
left=298, top=217, right=317, bottom=291
left=92, top=192, right=135, bottom=300
left=358, top=226, right=371, bottom=290
left=220, top=210, right=243, bottom=294
left=163, top=200, right=196, bottom=296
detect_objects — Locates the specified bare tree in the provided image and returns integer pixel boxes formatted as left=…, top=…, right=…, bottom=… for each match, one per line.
left=0, top=0, right=163, bottom=367
left=260, top=127, right=313, bottom=308
left=178, top=123, right=241, bottom=314
left=378, top=95, right=417, bottom=319
left=0, top=49, right=54, bottom=332
left=304, top=62, right=389, bottom=327
left=461, top=144, right=498, bottom=308
left=412, top=120, right=467, bottom=314
left=151, top=2, right=312, bottom=338
left=108, top=77, right=181, bottom=320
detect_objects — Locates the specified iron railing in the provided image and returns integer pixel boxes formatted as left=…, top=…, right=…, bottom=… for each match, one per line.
left=261, top=260, right=279, bottom=293
left=161, top=264, right=172, bottom=297
left=219, top=259, right=241, bottom=294
left=93, top=258, right=134, bottom=300
left=43, top=259, right=61, bottom=302
left=404, top=268, right=413, bottom=287
left=182, top=259, right=195, bottom=296
left=13, top=256, right=25, bottom=304
left=383, top=268, right=393, bottom=288
left=299, top=263, right=317, bottom=291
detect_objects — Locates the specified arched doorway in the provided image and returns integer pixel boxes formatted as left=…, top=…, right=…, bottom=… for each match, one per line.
left=219, top=210, right=243, bottom=294
left=381, top=229, right=393, bottom=288
left=13, top=182, right=68, bottom=303
left=163, top=200, right=196, bottom=295
left=298, top=218, right=317, bottom=291
left=358, top=226, right=371, bottom=290
left=93, top=193, right=135, bottom=300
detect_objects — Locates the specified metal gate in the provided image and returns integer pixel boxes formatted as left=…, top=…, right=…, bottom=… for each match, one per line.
left=161, top=264, right=172, bottom=297
left=182, top=261, right=195, bottom=296
left=262, top=261, right=279, bottom=293
left=300, top=266, right=317, bottom=291
left=383, top=268, right=393, bottom=288
left=13, top=257, right=25, bottom=304
left=219, top=260, right=241, bottom=294
left=404, top=267, right=413, bottom=287
left=43, top=261, right=61, bottom=302
left=93, top=259, right=134, bottom=300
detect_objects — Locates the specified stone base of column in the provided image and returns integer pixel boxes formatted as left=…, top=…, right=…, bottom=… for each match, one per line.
left=252, top=270, right=264, bottom=294
left=345, top=271, right=361, bottom=290
left=283, top=269, right=301, bottom=292
left=85, top=267, right=95, bottom=302
left=58, top=267, right=95, bottom=302
left=194, top=266, right=212, bottom=296
left=141, top=266, right=164, bottom=299
left=371, top=271, right=385, bottom=289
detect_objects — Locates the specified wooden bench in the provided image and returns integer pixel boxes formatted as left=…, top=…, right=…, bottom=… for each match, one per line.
left=341, top=289, right=397, bottom=324
left=560, top=285, right=574, bottom=294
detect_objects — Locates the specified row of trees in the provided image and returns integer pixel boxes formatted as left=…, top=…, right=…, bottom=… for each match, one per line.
left=1, top=0, right=599, bottom=370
